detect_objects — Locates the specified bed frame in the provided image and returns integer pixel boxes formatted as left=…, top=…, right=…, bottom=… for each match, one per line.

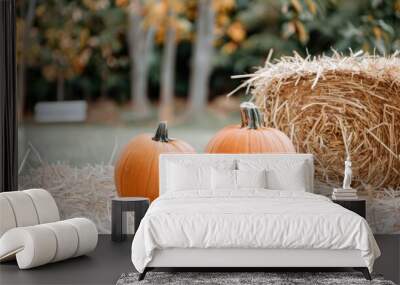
left=139, top=154, right=371, bottom=280
left=140, top=249, right=370, bottom=280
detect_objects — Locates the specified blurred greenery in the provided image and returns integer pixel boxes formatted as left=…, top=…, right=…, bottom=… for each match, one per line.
left=17, top=0, right=400, bottom=111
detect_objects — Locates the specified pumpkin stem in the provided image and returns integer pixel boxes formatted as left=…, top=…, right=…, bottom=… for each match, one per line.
left=240, top=102, right=264, bottom=129
left=246, top=107, right=262, bottom=129
left=254, top=106, right=266, bottom=127
left=152, top=121, right=170, bottom=142
left=240, top=102, right=252, bottom=127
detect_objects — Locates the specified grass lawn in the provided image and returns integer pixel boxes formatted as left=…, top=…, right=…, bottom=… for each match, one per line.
left=18, top=113, right=239, bottom=170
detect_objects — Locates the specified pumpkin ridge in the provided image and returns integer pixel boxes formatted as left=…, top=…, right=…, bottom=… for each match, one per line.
left=164, top=140, right=176, bottom=153
left=145, top=142, right=161, bottom=200
left=233, top=128, right=245, bottom=153
left=115, top=140, right=141, bottom=196
left=256, top=130, right=264, bottom=153
left=221, top=128, right=239, bottom=153
left=246, top=129, right=251, bottom=152
left=127, top=137, right=154, bottom=197
left=172, top=140, right=193, bottom=153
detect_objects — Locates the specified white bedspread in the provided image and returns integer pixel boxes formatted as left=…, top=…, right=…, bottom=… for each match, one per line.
left=131, top=190, right=380, bottom=272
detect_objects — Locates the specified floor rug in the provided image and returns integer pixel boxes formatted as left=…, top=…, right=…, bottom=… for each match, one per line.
left=116, top=271, right=395, bottom=285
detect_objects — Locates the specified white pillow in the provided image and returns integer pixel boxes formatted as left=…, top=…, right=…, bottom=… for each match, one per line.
left=211, top=168, right=236, bottom=190
left=167, top=163, right=211, bottom=191
left=266, top=163, right=307, bottom=191
left=236, top=169, right=267, bottom=189
left=238, top=159, right=309, bottom=191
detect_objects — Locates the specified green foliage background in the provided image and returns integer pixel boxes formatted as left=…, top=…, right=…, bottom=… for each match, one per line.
left=17, top=0, right=400, bottom=110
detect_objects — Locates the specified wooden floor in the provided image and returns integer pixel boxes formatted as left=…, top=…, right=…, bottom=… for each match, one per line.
left=0, top=235, right=398, bottom=285
left=0, top=235, right=133, bottom=285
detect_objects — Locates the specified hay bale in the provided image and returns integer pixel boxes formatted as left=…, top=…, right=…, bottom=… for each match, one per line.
left=18, top=162, right=400, bottom=234
left=232, top=51, right=400, bottom=192
left=19, top=162, right=117, bottom=234
left=366, top=186, right=400, bottom=234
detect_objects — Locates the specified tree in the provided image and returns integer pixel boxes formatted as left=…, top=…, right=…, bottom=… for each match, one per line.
left=337, top=0, right=400, bottom=54
left=159, top=1, right=178, bottom=121
left=187, top=0, right=215, bottom=115
left=158, top=0, right=190, bottom=121
left=127, top=0, right=157, bottom=116
left=34, top=1, right=95, bottom=101
left=278, top=0, right=400, bottom=54
left=27, top=0, right=127, bottom=105
left=91, top=3, right=128, bottom=99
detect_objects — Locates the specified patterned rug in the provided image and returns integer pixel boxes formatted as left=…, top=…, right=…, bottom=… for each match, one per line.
left=116, top=271, right=395, bottom=285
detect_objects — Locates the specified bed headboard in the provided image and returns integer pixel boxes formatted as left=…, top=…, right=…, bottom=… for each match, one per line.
left=159, top=153, right=314, bottom=195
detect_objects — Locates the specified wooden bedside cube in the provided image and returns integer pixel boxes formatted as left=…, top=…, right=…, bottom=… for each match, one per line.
left=111, top=197, right=150, bottom=242
left=332, top=199, right=366, bottom=218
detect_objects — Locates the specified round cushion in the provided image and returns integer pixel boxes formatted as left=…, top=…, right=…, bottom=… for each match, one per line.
left=0, top=218, right=98, bottom=269
left=42, top=221, right=79, bottom=262
left=64, top=218, right=98, bottom=257
left=0, top=226, right=57, bottom=269
left=0, top=191, right=39, bottom=227
left=24, top=189, right=60, bottom=223
left=0, top=196, right=16, bottom=237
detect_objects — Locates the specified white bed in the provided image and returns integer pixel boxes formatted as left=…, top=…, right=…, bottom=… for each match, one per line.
left=131, top=154, right=380, bottom=280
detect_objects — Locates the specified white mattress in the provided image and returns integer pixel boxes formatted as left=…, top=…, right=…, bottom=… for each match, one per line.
left=131, top=190, right=380, bottom=273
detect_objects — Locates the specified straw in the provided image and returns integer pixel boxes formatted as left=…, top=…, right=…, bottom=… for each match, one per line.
left=231, top=51, right=400, bottom=191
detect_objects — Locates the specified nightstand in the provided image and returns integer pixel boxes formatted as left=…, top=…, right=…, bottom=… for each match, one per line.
left=332, top=199, right=366, bottom=218
left=111, top=197, right=150, bottom=242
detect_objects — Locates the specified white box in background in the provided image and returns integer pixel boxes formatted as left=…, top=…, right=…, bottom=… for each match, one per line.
left=34, top=101, right=87, bottom=123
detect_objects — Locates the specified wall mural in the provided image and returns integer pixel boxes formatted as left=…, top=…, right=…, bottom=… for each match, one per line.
left=19, top=52, right=400, bottom=234
left=17, top=1, right=399, bottom=234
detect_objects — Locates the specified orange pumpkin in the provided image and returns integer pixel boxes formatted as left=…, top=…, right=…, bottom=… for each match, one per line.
left=206, top=102, right=295, bottom=153
left=114, top=122, right=195, bottom=200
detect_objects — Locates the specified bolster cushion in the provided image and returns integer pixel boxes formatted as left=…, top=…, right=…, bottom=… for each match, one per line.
left=0, top=218, right=98, bottom=269
left=0, top=189, right=60, bottom=237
